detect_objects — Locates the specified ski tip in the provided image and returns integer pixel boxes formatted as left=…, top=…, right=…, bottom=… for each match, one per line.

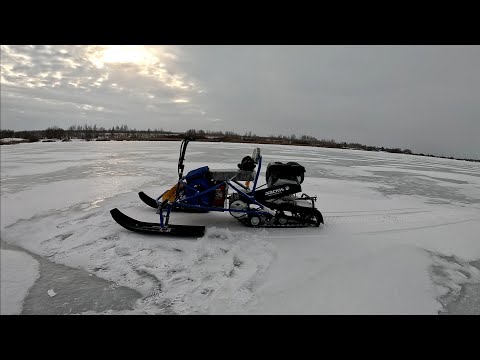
left=110, top=208, right=124, bottom=220
left=138, top=191, right=148, bottom=199
left=138, top=191, right=159, bottom=208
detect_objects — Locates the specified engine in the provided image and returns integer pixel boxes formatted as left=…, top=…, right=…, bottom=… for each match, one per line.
left=265, top=161, right=305, bottom=187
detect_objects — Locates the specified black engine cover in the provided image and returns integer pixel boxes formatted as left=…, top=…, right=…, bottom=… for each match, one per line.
left=254, top=183, right=302, bottom=203
left=266, top=162, right=305, bottom=186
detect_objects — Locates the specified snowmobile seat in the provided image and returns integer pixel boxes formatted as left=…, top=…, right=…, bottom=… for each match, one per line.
left=184, top=166, right=210, bottom=181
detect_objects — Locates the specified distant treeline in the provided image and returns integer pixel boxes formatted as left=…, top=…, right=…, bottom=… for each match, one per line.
left=1, top=125, right=478, bottom=163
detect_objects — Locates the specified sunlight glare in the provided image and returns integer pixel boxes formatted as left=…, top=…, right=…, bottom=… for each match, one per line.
left=90, top=46, right=158, bottom=68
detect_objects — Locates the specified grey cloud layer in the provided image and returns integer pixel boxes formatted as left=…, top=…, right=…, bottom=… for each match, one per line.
left=1, top=45, right=479, bottom=158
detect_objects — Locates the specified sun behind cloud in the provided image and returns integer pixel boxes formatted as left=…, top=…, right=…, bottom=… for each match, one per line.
left=88, top=45, right=158, bottom=68
left=84, top=45, right=195, bottom=91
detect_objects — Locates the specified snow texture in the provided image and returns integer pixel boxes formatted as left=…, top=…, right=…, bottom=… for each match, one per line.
left=1, top=141, right=479, bottom=314
left=1, top=250, right=40, bottom=314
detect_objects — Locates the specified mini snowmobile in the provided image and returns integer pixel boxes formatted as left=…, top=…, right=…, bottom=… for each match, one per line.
left=110, top=138, right=323, bottom=237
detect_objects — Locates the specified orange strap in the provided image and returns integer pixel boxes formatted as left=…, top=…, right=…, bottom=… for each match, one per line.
left=161, top=183, right=182, bottom=202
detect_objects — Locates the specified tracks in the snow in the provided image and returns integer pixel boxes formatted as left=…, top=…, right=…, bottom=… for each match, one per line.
left=264, top=207, right=479, bottom=238
left=357, top=217, right=480, bottom=235
left=325, top=207, right=422, bottom=214
left=326, top=209, right=436, bottom=218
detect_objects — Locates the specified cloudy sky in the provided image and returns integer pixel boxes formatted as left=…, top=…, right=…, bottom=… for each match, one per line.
left=1, top=45, right=479, bottom=158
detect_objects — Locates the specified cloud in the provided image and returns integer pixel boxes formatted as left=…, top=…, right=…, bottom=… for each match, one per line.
left=1, top=45, right=479, bottom=159
left=1, top=45, right=208, bottom=130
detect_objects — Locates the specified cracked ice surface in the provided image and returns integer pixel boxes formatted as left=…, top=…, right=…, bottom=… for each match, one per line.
left=1, top=141, right=480, bottom=314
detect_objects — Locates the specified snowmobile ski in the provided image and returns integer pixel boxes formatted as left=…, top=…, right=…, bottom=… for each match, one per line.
left=138, top=191, right=209, bottom=213
left=138, top=191, right=159, bottom=208
left=110, top=208, right=206, bottom=237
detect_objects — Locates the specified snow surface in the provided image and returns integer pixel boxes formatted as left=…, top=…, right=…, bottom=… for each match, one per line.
left=1, top=141, right=479, bottom=314
left=1, top=249, right=40, bottom=314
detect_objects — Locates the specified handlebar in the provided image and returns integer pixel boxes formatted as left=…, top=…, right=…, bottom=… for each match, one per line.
left=178, top=137, right=192, bottom=180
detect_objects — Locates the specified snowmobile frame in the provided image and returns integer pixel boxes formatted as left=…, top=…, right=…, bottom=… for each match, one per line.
left=157, top=138, right=277, bottom=228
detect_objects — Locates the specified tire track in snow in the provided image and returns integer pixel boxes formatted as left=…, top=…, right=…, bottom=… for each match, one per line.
left=326, top=207, right=422, bottom=214
left=357, top=217, right=480, bottom=235
left=326, top=209, right=436, bottom=218
left=264, top=209, right=472, bottom=239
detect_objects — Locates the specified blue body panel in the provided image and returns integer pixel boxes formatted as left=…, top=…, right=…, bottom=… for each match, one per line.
left=183, top=166, right=214, bottom=206
left=185, top=166, right=209, bottom=180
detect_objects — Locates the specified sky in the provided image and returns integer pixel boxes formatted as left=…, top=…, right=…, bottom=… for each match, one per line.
left=1, top=45, right=479, bottom=159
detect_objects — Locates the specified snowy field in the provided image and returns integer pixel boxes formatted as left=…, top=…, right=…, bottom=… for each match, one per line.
left=1, top=140, right=480, bottom=315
